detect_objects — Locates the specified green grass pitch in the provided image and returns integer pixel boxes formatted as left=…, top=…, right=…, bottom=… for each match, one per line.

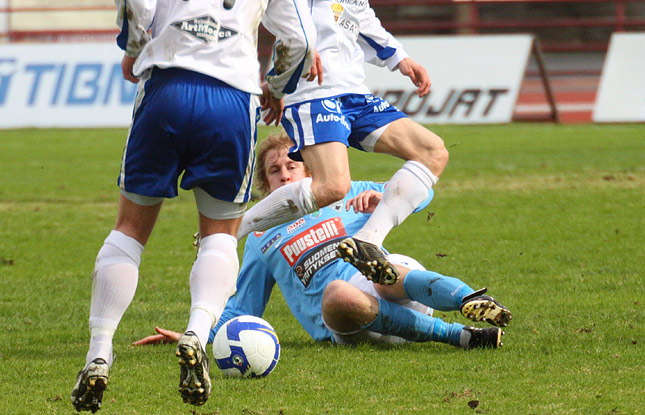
left=0, top=124, right=643, bottom=414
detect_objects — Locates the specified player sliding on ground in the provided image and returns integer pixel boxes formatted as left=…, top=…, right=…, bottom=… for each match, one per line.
left=136, top=133, right=512, bottom=349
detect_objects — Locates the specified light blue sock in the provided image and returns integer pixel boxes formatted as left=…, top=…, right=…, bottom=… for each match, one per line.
left=362, top=298, right=464, bottom=346
left=403, top=270, right=475, bottom=311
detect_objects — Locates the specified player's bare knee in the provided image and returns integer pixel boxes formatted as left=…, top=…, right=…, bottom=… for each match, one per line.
left=322, top=280, right=350, bottom=313
left=322, top=281, right=369, bottom=316
left=386, top=125, right=449, bottom=176
left=432, top=144, right=450, bottom=173
left=416, top=138, right=449, bottom=176
left=322, top=281, right=360, bottom=329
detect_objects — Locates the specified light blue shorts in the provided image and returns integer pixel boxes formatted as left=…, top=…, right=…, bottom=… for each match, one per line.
left=281, top=94, right=406, bottom=161
left=119, top=67, right=259, bottom=204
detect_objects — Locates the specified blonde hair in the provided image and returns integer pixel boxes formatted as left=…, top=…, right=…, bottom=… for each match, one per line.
left=255, top=132, right=309, bottom=195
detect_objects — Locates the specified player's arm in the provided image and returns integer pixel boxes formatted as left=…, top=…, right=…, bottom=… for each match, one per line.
left=356, top=6, right=407, bottom=69
left=260, top=49, right=322, bottom=126
left=261, top=0, right=317, bottom=100
left=393, top=57, right=431, bottom=97
left=114, top=0, right=155, bottom=83
left=132, top=326, right=181, bottom=345
left=356, top=7, right=430, bottom=97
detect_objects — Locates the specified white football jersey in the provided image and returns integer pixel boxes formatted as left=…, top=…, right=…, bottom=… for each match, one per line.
left=283, top=0, right=409, bottom=106
left=115, top=0, right=316, bottom=98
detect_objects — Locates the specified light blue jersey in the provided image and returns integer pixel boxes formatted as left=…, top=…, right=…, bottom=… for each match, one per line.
left=210, top=181, right=433, bottom=342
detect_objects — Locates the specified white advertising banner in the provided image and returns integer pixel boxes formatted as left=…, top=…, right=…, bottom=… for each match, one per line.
left=0, top=43, right=137, bottom=128
left=363, top=35, right=534, bottom=124
left=593, top=33, right=645, bottom=123
left=1, top=36, right=534, bottom=128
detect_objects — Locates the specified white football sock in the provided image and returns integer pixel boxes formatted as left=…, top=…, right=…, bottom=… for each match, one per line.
left=353, top=161, right=438, bottom=247
left=237, top=177, right=318, bottom=239
left=186, top=233, right=239, bottom=349
left=86, top=230, right=143, bottom=367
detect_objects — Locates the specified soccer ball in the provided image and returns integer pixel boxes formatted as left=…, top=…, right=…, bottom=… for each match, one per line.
left=212, top=315, right=280, bottom=378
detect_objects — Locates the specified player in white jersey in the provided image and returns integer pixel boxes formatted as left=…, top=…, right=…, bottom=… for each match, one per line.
left=134, top=133, right=511, bottom=348
left=237, top=0, right=450, bottom=289
left=71, top=0, right=316, bottom=412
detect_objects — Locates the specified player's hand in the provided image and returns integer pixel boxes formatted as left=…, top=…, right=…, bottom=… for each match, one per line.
left=302, top=50, right=323, bottom=85
left=121, top=55, right=139, bottom=84
left=132, top=326, right=181, bottom=345
left=260, top=82, right=284, bottom=126
left=346, top=190, right=383, bottom=214
left=396, top=58, right=430, bottom=97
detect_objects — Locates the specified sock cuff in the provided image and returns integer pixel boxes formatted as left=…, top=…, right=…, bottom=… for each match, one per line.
left=190, top=305, right=217, bottom=328
left=298, top=177, right=319, bottom=212
left=402, top=269, right=425, bottom=301
left=89, top=321, right=118, bottom=334
left=104, top=230, right=144, bottom=266
left=199, top=233, right=238, bottom=252
left=360, top=298, right=387, bottom=331
left=402, top=160, right=438, bottom=188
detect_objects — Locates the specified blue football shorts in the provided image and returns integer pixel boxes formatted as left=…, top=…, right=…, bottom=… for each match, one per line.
left=281, top=93, right=406, bottom=161
left=119, top=67, right=260, bottom=203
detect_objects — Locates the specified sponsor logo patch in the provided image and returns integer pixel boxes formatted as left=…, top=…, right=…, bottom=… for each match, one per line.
left=171, top=15, right=238, bottom=44
left=321, top=98, right=340, bottom=113
left=337, top=0, right=367, bottom=9
left=315, top=98, right=349, bottom=129
left=260, top=233, right=282, bottom=254
left=308, top=210, right=322, bottom=219
left=337, top=18, right=359, bottom=36
left=293, top=239, right=343, bottom=287
left=329, top=201, right=344, bottom=212
left=331, top=4, right=344, bottom=23
left=286, top=218, right=306, bottom=234
left=372, top=98, right=391, bottom=113
left=280, top=217, right=346, bottom=267
left=314, top=113, right=350, bottom=130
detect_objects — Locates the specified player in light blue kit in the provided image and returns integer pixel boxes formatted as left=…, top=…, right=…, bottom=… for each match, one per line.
left=136, top=133, right=512, bottom=349
left=71, top=0, right=317, bottom=411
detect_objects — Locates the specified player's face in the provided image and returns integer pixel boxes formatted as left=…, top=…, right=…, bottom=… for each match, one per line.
left=264, top=149, right=309, bottom=193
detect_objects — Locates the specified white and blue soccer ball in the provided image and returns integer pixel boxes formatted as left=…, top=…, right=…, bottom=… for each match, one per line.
left=212, top=315, right=280, bottom=378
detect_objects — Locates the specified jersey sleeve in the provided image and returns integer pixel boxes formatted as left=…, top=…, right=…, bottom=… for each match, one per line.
left=350, top=181, right=434, bottom=212
left=356, top=6, right=408, bottom=71
left=262, top=0, right=317, bottom=98
left=353, top=180, right=385, bottom=194
left=115, top=0, right=155, bottom=57
left=208, top=239, right=276, bottom=343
